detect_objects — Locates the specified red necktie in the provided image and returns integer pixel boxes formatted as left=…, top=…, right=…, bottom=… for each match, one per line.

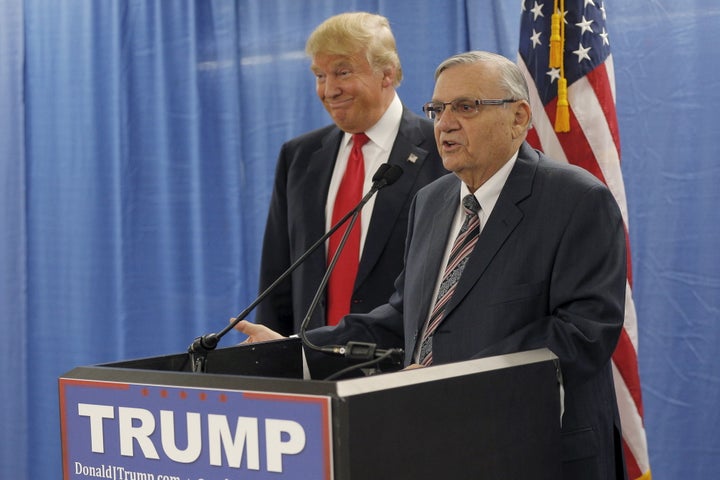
left=326, top=133, right=369, bottom=326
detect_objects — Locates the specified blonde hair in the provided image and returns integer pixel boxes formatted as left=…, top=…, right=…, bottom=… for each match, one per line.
left=305, top=12, right=403, bottom=86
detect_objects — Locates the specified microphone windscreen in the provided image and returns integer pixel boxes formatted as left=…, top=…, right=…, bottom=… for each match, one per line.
left=382, top=165, right=403, bottom=186
left=371, top=163, right=391, bottom=183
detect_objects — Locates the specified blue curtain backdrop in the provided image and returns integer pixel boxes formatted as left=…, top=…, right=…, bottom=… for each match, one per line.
left=1, top=0, right=718, bottom=478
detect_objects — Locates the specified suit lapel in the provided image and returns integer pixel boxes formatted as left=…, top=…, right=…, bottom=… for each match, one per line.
left=443, top=144, right=538, bottom=318
left=305, top=129, right=343, bottom=245
left=415, top=182, right=460, bottom=329
left=355, top=109, right=433, bottom=287
left=302, top=129, right=343, bottom=329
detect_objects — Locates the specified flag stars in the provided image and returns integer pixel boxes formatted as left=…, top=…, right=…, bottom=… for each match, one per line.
left=575, top=16, right=594, bottom=35
left=573, top=42, right=592, bottom=62
left=546, top=68, right=561, bottom=83
left=599, top=28, right=610, bottom=46
left=530, top=29, right=542, bottom=48
left=584, top=0, right=596, bottom=7
left=557, top=8, right=568, bottom=24
left=530, top=1, right=545, bottom=21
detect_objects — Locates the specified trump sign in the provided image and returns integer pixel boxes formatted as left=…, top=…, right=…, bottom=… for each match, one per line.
left=59, top=378, right=333, bottom=480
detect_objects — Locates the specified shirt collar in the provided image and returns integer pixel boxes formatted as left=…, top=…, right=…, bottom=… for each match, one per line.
left=461, top=150, right=519, bottom=216
left=342, top=93, right=402, bottom=151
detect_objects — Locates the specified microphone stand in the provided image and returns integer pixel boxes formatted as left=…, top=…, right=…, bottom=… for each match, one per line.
left=188, top=164, right=401, bottom=373
left=298, top=206, right=404, bottom=379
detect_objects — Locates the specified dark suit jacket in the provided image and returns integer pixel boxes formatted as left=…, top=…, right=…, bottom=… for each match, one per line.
left=255, top=107, right=447, bottom=336
left=306, top=142, right=628, bottom=479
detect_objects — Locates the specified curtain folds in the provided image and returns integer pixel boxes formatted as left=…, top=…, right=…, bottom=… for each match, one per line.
left=0, top=0, right=28, bottom=474
left=1, top=0, right=719, bottom=478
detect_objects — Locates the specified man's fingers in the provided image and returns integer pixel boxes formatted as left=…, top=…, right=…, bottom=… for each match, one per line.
left=231, top=318, right=284, bottom=343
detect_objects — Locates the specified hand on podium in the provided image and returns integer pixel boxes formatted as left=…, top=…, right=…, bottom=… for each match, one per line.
left=233, top=319, right=285, bottom=344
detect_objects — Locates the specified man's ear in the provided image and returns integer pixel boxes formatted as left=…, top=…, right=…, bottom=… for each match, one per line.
left=512, top=100, right=532, bottom=137
left=382, top=67, right=396, bottom=88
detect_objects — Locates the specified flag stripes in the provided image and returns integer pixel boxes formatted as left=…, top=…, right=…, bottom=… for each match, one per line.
left=517, top=1, right=651, bottom=477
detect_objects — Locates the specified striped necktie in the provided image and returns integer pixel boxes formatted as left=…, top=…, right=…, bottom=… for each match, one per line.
left=417, top=194, right=481, bottom=366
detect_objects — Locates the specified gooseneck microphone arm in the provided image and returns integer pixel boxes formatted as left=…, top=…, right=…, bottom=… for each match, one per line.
left=298, top=168, right=405, bottom=379
left=297, top=209, right=360, bottom=355
left=188, top=163, right=401, bottom=373
left=297, top=205, right=404, bottom=378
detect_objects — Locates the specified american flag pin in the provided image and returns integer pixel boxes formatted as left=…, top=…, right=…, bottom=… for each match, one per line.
left=407, top=153, right=418, bottom=163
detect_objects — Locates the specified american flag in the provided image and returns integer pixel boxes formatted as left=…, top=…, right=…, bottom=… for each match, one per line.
left=518, top=1, right=651, bottom=478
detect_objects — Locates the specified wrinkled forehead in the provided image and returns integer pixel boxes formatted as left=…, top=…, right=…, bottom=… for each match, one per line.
left=432, top=63, right=503, bottom=101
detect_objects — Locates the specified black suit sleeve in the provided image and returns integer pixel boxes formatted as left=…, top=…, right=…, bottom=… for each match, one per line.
left=473, top=182, right=626, bottom=386
left=254, top=144, right=295, bottom=336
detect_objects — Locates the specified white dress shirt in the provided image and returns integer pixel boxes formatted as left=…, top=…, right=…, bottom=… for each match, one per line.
left=325, top=94, right=403, bottom=258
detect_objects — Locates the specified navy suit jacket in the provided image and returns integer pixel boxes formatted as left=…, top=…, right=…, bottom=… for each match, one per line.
left=306, top=142, right=628, bottom=479
left=255, top=107, right=447, bottom=336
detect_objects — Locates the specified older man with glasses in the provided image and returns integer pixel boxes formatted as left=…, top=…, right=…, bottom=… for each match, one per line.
left=238, top=50, right=628, bottom=480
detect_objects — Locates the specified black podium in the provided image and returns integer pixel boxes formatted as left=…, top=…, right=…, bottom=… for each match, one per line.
left=59, top=341, right=562, bottom=479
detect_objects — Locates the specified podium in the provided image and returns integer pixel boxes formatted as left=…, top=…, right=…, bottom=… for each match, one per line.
left=59, top=340, right=562, bottom=479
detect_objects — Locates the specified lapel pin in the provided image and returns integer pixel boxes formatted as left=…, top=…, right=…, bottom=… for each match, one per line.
left=407, top=153, right=418, bottom=164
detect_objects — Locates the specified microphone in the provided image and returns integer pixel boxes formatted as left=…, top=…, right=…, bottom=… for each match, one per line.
left=188, top=163, right=403, bottom=372
left=297, top=167, right=405, bottom=377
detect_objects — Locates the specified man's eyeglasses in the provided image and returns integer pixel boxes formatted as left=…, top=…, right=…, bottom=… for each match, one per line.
left=422, top=98, right=518, bottom=120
